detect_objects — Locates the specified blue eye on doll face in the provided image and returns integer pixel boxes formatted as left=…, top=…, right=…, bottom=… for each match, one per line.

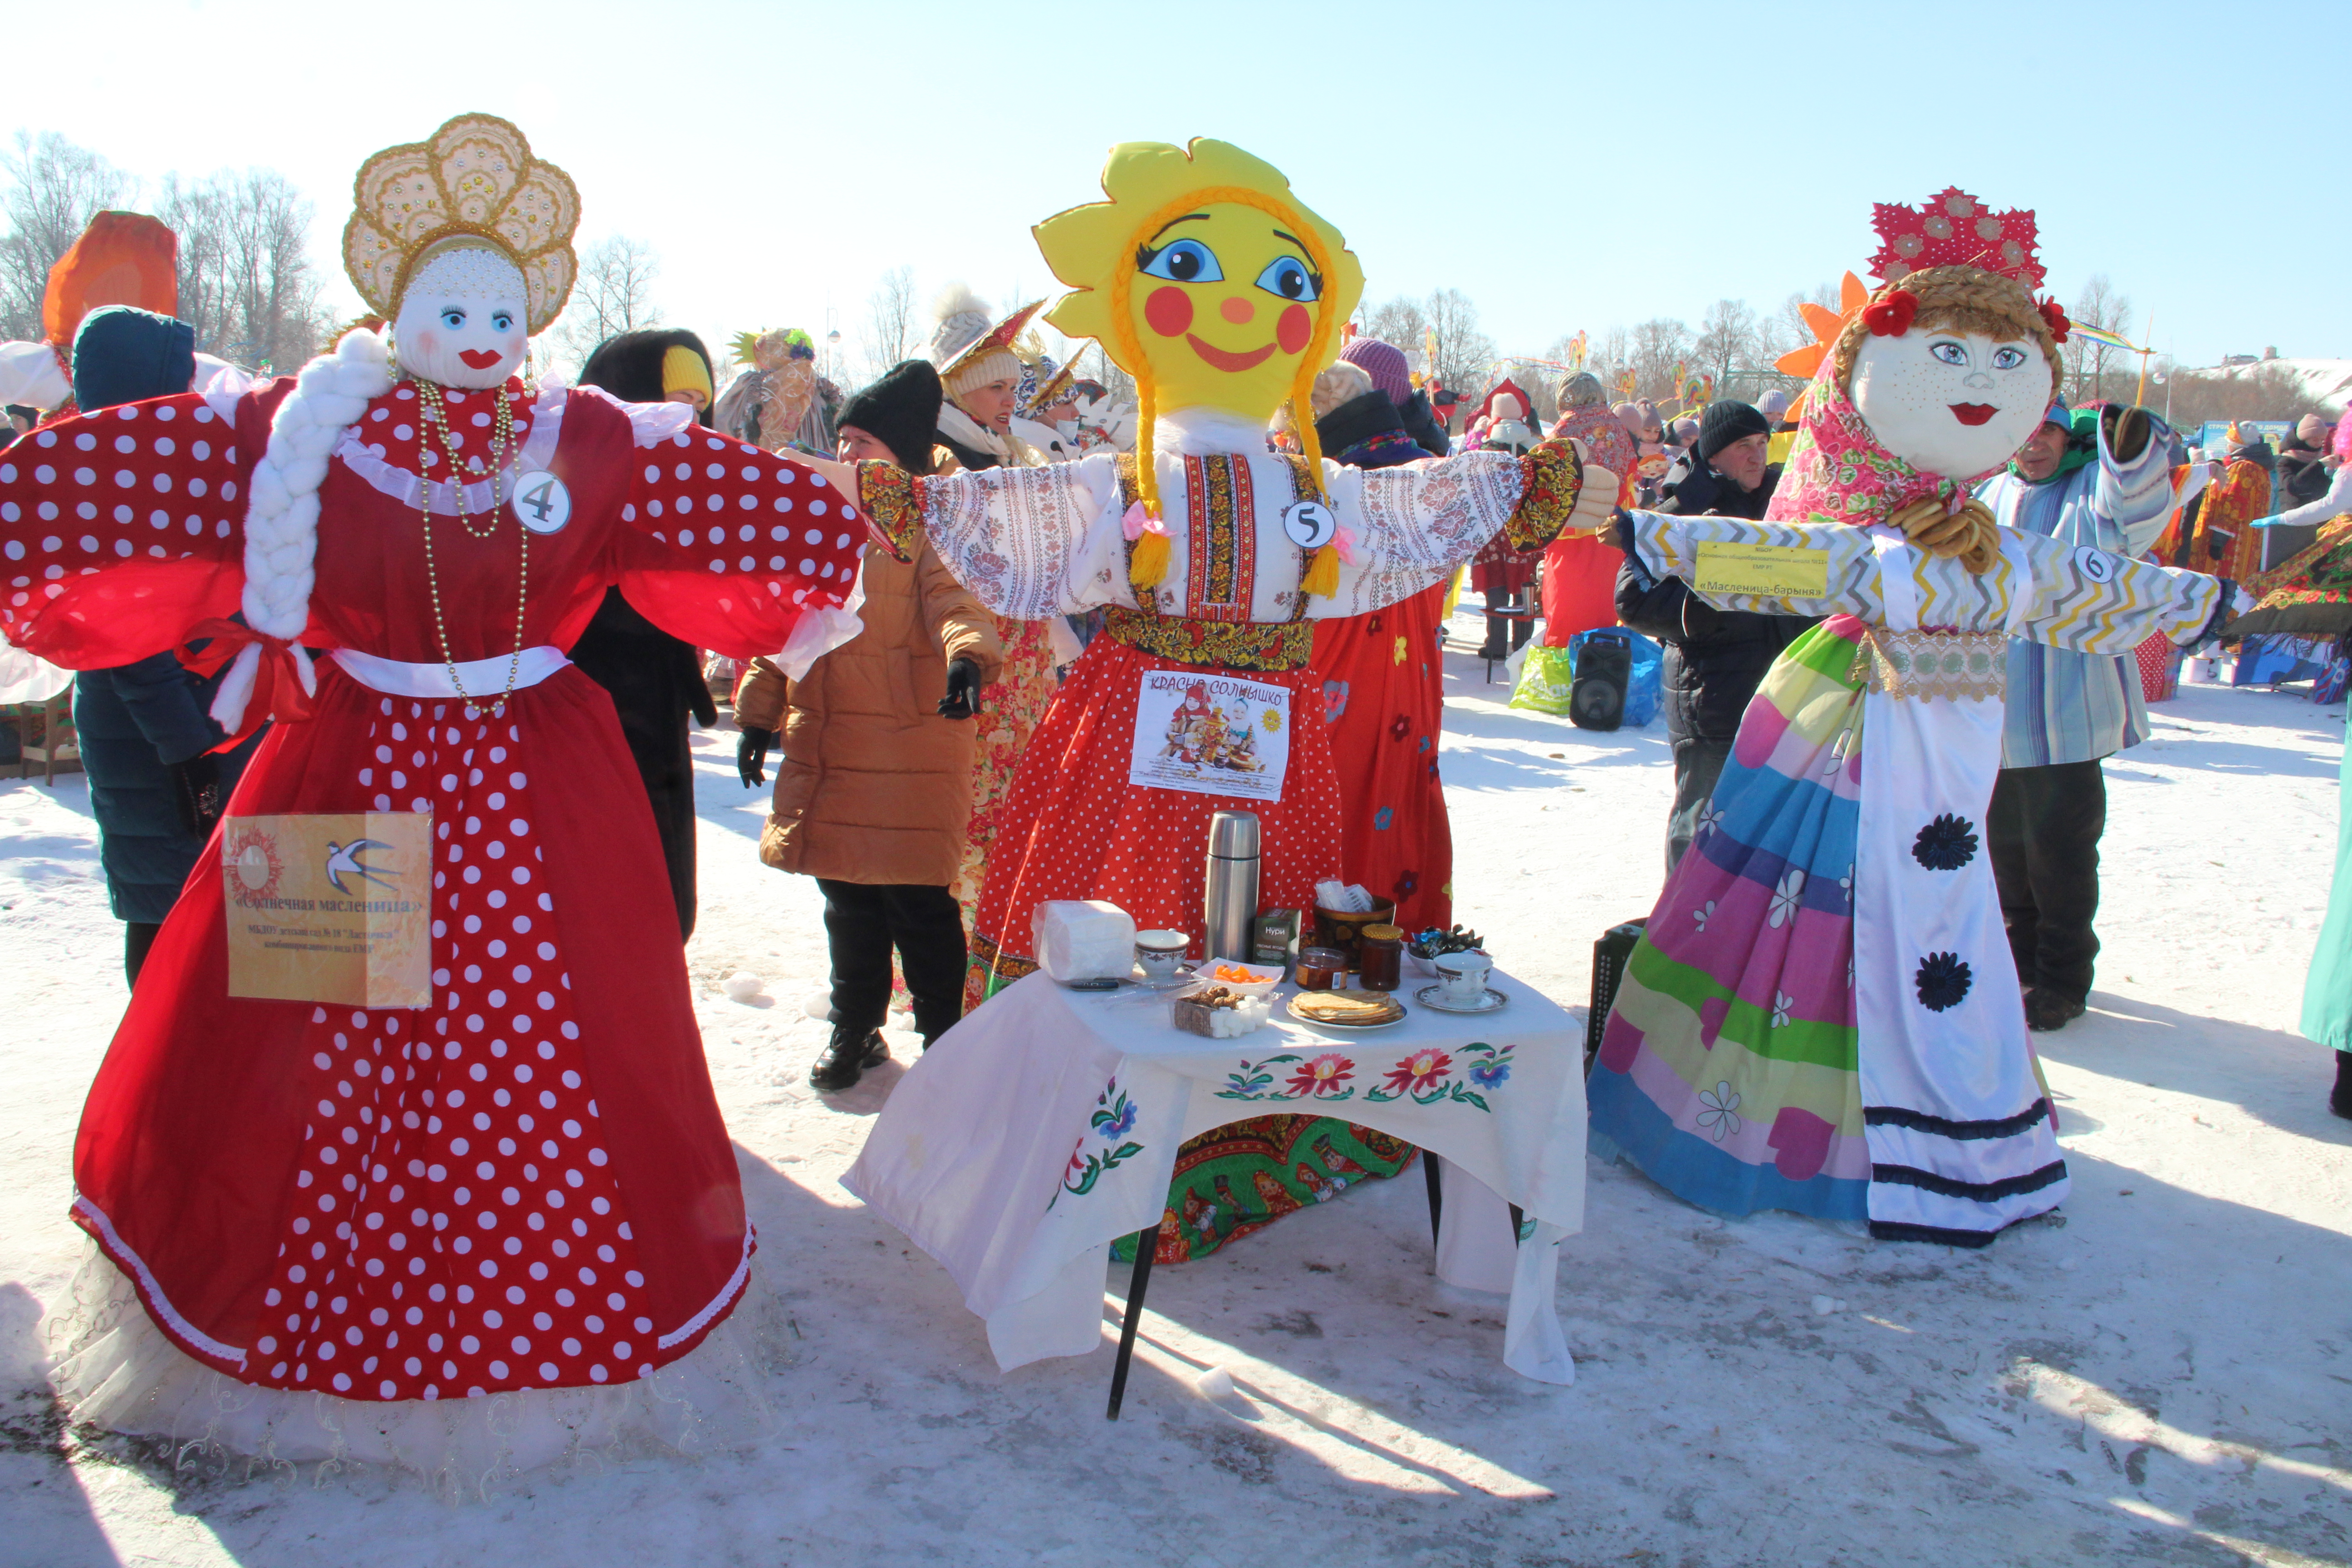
left=1255, top=255, right=1319, bottom=303
left=441, top=306, right=468, bottom=330
left=1140, top=238, right=1222, bottom=284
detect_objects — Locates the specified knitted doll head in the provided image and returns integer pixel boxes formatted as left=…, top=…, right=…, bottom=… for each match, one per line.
left=1035, top=138, right=1364, bottom=515
left=391, top=240, right=529, bottom=390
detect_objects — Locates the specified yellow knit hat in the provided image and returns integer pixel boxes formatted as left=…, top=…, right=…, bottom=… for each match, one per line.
left=662, top=343, right=712, bottom=407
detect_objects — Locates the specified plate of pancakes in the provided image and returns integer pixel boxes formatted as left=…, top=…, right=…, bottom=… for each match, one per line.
left=1286, top=989, right=1408, bottom=1030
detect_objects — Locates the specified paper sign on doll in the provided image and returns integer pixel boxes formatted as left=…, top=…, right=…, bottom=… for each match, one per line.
left=1694, top=540, right=1829, bottom=599
left=222, top=812, right=432, bottom=1008
left=1129, top=669, right=1290, bottom=804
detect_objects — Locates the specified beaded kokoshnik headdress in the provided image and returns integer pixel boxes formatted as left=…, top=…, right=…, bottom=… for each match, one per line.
left=342, top=112, right=582, bottom=334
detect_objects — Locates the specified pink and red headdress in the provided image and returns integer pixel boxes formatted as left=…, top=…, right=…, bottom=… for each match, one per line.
left=1867, top=187, right=2045, bottom=290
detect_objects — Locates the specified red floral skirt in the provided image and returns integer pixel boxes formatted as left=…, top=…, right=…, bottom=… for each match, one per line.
left=968, top=637, right=1340, bottom=988
left=1309, top=583, right=1453, bottom=932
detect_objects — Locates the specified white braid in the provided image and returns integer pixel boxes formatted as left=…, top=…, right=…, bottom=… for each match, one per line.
left=210, top=328, right=397, bottom=732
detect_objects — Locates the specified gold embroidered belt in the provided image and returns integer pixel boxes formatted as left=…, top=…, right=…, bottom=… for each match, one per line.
left=1102, top=606, right=1314, bottom=672
left=1856, top=628, right=2008, bottom=701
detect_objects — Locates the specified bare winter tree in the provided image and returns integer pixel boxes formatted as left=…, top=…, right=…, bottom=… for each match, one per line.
left=1629, top=317, right=1693, bottom=404
left=856, top=265, right=919, bottom=385
left=2151, top=360, right=2322, bottom=433
left=0, top=132, right=132, bottom=341
left=2066, top=274, right=2134, bottom=404
left=156, top=169, right=327, bottom=373
left=1362, top=294, right=1429, bottom=356
left=1426, top=288, right=1497, bottom=397
left=1693, top=298, right=1759, bottom=399
left=547, top=235, right=661, bottom=376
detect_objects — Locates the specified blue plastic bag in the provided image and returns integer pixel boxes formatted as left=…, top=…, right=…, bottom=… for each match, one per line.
left=1566, top=627, right=1662, bottom=728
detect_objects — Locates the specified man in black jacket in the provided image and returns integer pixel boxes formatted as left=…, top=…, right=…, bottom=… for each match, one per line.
left=2277, top=414, right=2335, bottom=510
left=1614, top=399, right=1813, bottom=871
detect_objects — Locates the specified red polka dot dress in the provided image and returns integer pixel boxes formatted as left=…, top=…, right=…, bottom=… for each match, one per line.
left=910, top=423, right=1577, bottom=991
left=9, top=371, right=862, bottom=1413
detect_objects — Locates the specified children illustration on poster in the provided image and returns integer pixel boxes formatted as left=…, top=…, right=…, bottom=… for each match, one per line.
left=1130, top=669, right=1290, bottom=802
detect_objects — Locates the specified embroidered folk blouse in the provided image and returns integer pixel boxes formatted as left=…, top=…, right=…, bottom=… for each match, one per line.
left=887, top=407, right=1585, bottom=625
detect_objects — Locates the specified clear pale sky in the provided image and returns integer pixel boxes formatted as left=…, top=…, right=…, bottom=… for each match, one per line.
left=11, top=0, right=2342, bottom=374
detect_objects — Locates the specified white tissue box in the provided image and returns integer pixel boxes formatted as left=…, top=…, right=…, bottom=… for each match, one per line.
left=1032, top=899, right=1137, bottom=984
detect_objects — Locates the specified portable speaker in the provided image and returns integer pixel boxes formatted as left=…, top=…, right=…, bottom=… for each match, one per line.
left=1586, top=917, right=1648, bottom=1075
left=1569, top=630, right=1632, bottom=731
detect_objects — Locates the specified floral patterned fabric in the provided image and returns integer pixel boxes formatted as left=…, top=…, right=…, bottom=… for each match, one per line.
left=1108, top=1116, right=1416, bottom=1264
left=1310, top=581, right=1454, bottom=931
left=960, top=612, right=1062, bottom=1009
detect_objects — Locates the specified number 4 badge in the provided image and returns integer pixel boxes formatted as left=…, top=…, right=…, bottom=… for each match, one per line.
left=514, top=471, right=572, bottom=534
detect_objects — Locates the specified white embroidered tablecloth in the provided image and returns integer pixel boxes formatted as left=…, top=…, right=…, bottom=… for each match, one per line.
left=841, top=968, right=1586, bottom=1384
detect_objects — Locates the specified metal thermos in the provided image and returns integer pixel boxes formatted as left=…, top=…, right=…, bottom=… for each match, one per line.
left=1204, top=811, right=1262, bottom=963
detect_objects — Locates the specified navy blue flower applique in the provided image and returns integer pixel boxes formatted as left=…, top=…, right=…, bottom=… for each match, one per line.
left=1915, top=951, right=1973, bottom=1012
left=1912, top=813, right=1979, bottom=871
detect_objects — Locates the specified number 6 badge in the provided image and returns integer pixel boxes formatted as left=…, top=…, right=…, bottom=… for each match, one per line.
left=513, top=470, right=573, bottom=534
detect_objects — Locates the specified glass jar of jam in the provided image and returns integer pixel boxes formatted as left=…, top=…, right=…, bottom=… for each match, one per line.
left=1294, top=946, right=1346, bottom=991
left=1357, top=924, right=1404, bottom=992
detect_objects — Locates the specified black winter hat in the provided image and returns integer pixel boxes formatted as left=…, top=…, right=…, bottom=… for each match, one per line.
left=72, top=305, right=194, bottom=412
left=1696, top=398, right=1771, bottom=464
left=838, top=360, right=944, bottom=474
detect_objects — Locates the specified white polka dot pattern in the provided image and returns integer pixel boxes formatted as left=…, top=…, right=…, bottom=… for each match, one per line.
left=252, top=698, right=655, bottom=1401
left=617, top=431, right=865, bottom=627
left=0, top=395, right=243, bottom=646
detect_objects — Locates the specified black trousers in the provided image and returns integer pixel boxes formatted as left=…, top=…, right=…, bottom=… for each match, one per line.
left=1666, top=736, right=1733, bottom=874
left=816, top=879, right=967, bottom=1044
left=124, top=921, right=159, bottom=987
left=1987, top=760, right=2106, bottom=1004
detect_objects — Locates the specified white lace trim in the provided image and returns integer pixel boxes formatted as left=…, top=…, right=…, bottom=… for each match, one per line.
left=568, top=382, right=700, bottom=447
left=658, top=1229, right=754, bottom=1350
left=44, top=1240, right=788, bottom=1493
left=334, top=381, right=565, bottom=515
left=71, top=1194, right=246, bottom=1368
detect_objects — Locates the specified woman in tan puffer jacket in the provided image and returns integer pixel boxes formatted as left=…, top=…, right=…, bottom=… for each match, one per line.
left=734, top=360, right=1002, bottom=1090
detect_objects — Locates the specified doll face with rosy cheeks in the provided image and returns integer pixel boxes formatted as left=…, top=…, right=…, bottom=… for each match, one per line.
left=391, top=245, right=530, bottom=390
left=1848, top=325, right=2052, bottom=480
left=1127, top=202, right=1327, bottom=419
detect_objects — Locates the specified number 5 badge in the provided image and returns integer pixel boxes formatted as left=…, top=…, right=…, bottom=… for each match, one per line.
left=513, top=470, right=573, bottom=534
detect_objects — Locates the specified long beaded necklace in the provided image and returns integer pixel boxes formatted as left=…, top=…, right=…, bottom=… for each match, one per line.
left=412, top=380, right=528, bottom=719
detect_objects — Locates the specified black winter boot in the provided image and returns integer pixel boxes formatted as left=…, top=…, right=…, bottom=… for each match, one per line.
left=2023, top=987, right=2086, bottom=1032
left=810, top=1027, right=889, bottom=1092
left=2331, top=1051, right=2352, bottom=1122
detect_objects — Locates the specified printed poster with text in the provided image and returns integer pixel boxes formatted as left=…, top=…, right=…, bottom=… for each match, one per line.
left=222, top=812, right=432, bottom=1008
left=1128, top=668, right=1290, bottom=803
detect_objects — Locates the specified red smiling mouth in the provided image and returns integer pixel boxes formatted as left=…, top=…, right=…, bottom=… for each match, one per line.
left=1185, top=334, right=1277, bottom=373
left=459, top=348, right=505, bottom=369
left=1948, top=402, right=1998, bottom=426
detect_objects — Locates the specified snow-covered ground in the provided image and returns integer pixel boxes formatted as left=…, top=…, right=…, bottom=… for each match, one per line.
left=3, top=616, right=2349, bottom=1568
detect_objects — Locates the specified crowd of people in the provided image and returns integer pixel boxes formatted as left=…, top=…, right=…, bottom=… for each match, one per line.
left=0, top=118, right=2341, bottom=1475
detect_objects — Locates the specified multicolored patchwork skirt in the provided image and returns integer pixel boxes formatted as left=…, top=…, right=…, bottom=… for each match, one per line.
left=1588, top=615, right=2069, bottom=1245
left=1109, top=1116, right=1416, bottom=1264
left=1588, top=619, right=1870, bottom=1222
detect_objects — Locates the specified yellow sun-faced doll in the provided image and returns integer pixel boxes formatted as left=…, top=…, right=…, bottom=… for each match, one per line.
left=851, top=138, right=1619, bottom=990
